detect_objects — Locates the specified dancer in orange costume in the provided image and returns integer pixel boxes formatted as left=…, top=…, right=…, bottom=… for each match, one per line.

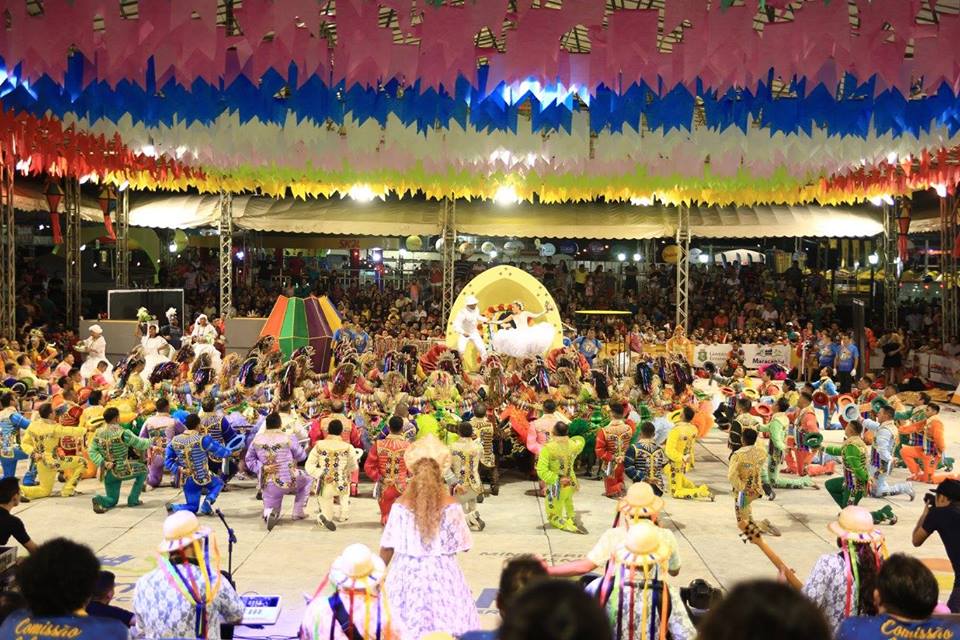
left=901, top=403, right=946, bottom=484
left=595, top=400, right=634, bottom=498
left=785, top=391, right=835, bottom=477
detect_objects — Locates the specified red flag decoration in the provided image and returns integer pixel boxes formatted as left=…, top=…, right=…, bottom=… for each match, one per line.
left=897, top=201, right=911, bottom=263
left=97, top=186, right=117, bottom=240
left=44, top=180, right=63, bottom=244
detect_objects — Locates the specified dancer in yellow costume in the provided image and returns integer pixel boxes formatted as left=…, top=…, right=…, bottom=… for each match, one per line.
left=20, top=403, right=87, bottom=499
left=665, top=406, right=712, bottom=499
left=536, top=421, right=587, bottom=534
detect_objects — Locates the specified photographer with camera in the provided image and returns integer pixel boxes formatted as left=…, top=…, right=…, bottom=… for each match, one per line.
left=913, top=479, right=960, bottom=612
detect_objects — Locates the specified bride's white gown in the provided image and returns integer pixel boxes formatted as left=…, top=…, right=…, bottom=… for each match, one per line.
left=492, top=311, right=555, bottom=358
left=141, top=335, right=171, bottom=383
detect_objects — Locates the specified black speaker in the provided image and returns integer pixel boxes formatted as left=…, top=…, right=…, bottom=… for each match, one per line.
left=107, top=288, right=184, bottom=323
left=851, top=298, right=866, bottom=358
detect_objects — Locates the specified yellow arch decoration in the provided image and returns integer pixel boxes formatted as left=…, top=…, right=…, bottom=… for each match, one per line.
left=445, top=265, right=563, bottom=371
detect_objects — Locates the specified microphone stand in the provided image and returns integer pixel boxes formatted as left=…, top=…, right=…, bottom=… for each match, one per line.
left=214, top=508, right=237, bottom=586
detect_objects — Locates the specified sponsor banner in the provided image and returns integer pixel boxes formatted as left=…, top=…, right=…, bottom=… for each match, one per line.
left=928, top=354, right=960, bottom=386
left=692, top=344, right=734, bottom=367
left=742, top=344, right=793, bottom=369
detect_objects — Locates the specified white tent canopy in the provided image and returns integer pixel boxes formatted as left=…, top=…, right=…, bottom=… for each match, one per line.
left=14, top=182, right=885, bottom=239
left=122, top=195, right=885, bottom=239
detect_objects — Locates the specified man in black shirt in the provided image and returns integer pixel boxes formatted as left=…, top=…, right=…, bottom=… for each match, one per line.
left=0, top=478, right=37, bottom=554
left=85, top=571, right=134, bottom=627
left=913, top=478, right=960, bottom=611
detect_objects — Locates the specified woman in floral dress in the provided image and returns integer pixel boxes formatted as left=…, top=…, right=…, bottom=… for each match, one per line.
left=379, top=435, right=480, bottom=638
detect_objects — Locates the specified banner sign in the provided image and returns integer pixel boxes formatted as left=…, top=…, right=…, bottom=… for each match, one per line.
left=742, top=344, right=793, bottom=369
left=927, top=354, right=960, bottom=386
left=693, top=344, right=734, bottom=367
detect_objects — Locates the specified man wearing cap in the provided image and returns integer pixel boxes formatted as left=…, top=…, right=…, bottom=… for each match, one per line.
left=452, top=295, right=488, bottom=361
left=133, top=511, right=244, bottom=639
left=89, top=407, right=152, bottom=513
left=20, top=402, right=87, bottom=499
left=300, top=543, right=408, bottom=639
left=548, top=482, right=681, bottom=581
left=913, top=478, right=960, bottom=612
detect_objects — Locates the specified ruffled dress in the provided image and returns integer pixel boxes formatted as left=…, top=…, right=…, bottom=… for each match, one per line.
left=380, top=502, right=480, bottom=639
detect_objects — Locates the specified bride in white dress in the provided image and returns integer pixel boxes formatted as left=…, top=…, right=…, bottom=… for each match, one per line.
left=140, top=323, right=172, bottom=383
left=491, top=300, right=556, bottom=358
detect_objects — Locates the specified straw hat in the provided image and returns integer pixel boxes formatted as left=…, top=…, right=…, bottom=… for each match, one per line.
left=158, top=511, right=213, bottom=553
left=615, top=522, right=670, bottom=568
left=329, top=544, right=386, bottom=592
left=827, top=506, right=885, bottom=544
left=404, top=434, right=452, bottom=474
left=741, top=388, right=759, bottom=400
left=619, top=482, right=665, bottom=519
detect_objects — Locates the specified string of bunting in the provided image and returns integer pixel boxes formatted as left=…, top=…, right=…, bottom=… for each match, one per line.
left=0, top=0, right=956, bottom=96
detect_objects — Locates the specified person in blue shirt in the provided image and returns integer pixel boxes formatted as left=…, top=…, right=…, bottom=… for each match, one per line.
left=574, top=328, right=602, bottom=365
left=835, top=334, right=860, bottom=394
left=0, top=538, right=128, bottom=639
left=816, top=333, right=840, bottom=373
left=837, top=553, right=960, bottom=640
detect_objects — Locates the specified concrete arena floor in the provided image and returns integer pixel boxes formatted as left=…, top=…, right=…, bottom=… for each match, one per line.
left=14, top=408, right=960, bottom=638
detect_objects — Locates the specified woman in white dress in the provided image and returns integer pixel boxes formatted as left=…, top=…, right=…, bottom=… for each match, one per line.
left=491, top=300, right=556, bottom=358
left=140, top=323, right=172, bottom=384
left=77, top=324, right=114, bottom=384
left=190, top=314, right=222, bottom=375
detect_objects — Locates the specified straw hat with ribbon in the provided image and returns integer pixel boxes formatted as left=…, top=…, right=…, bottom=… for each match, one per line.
left=618, top=482, right=665, bottom=524
left=329, top=544, right=387, bottom=592
left=156, top=511, right=224, bottom=639
left=601, top=522, right=672, bottom=640
left=826, top=506, right=888, bottom=617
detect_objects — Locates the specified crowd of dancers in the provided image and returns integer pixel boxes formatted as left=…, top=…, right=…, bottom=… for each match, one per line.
left=0, top=300, right=955, bottom=638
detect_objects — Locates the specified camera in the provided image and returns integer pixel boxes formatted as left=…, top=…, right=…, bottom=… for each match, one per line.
left=924, top=491, right=937, bottom=508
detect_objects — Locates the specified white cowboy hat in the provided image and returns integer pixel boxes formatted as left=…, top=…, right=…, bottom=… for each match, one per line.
left=827, top=506, right=885, bottom=544
left=404, top=434, right=452, bottom=474
left=465, top=295, right=479, bottom=306
left=619, top=482, right=665, bottom=520
left=329, top=544, right=386, bottom=592
left=158, top=511, right=213, bottom=553
left=88, top=324, right=103, bottom=334
left=615, top=521, right=670, bottom=568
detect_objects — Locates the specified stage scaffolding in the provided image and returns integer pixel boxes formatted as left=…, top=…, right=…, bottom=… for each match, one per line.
left=941, top=194, right=958, bottom=343
left=65, top=177, right=82, bottom=330
left=441, top=196, right=457, bottom=325
left=0, top=153, right=14, bottom=340
left=115, top=187, right=130, bottom=288
left=675, top=204, right=690, bottom=332
left=881, top=201, right=899, bottom=331
left=219, top=191, right=234, bottom=319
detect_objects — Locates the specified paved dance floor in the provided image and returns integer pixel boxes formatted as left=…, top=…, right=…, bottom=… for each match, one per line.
left=16, top=409, right=959, bottom=637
